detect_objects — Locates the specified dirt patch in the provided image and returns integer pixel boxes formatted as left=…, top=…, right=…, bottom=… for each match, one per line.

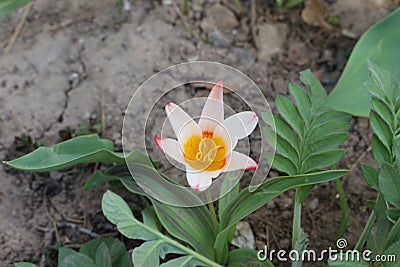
left=0, top=0, right=395, bottom=266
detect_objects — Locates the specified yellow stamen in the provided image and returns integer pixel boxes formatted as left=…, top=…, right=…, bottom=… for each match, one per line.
left=183, top=132, right=227, bottom=171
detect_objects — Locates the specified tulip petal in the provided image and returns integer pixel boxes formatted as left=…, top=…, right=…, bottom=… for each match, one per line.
left=165, top=102, right=202, bottom=148
left=186, top=167, right=220, bottom=191
left=214, top=111, right=258, bottom=151
left=224, top=151, right=258, bottom=171
left=198, top=80, right=224, bottom=133
left=154, top=135, right=185, bottom=164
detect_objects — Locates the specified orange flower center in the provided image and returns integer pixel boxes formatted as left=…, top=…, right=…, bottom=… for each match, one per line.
left=183, top=131, right=227, bottom=171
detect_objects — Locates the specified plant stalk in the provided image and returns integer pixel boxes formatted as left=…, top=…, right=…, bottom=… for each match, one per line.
left=292, top=188, right=302, bottom=249
left=354, top=210, right=376, bottom=251
left=336, top=178, right=348, bottom=239
left=206, top=188, right=219, bottom=234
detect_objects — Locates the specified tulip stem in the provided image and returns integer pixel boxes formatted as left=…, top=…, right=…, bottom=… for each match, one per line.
left=206, top=188, right=219, bottom=233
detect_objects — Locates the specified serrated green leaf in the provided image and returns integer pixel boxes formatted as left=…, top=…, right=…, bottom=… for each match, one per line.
left=0, top=0, right=31, bottom=19
left=274, top=116, right=300, bottom=152
left=58, top=247, right=97, bottom=267
left=132, top=240, right=184, bottom=267
left=304, top=133, right=348, bottom=155
left=302, top=150, right=346, bottom=173
left=95, top=242, right=112, bottom=267
left=308, top=120, right=351, bottom=142
left=5, top=134, right=126, bottom=172
left=216, top=170, right=348, bottom=264
left=276, top=95, right=304, bottom=139
left=276, top=135, right=299, bottom=167
left=372, top=134, right=392, bottom=167
left=227, top=248, right=274, bottom=267
left=371, top=97, right=395, bottom=130
left=14, top=263, right=38, bottom=267
left=289, top=83, right=311, bottom=124
left=325, top=8, right=400, bottom=116
left=370, top=110, right=393, bottom=151
left=367, top=61, right=397, bottom=101
left=379, top=163, right=400, bottom=207
left=79, top=238, right=130, bottom=267
left=268, top=153, right=298, bottom=175
left=361, top=164, right=379, bottom=191
left=364, top=82, right=391, bottom=107
left=310, top=110, right=351, bottom=130
left=300, top=69, right=327, bottom=108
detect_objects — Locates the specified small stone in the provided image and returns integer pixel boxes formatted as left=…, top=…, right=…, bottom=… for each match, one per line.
left=207, top=30, right=231, bottom=47
left=201, top=4, right=239, bottom=32
left=287, top=42, right=310, bottom=65
left=230, top=47, right=256, bottom=69
left=257, top=23, right=288, bottom=62
left=308, top=198, right=319, bottom=211
left=231, top=221, right=255, bottom=249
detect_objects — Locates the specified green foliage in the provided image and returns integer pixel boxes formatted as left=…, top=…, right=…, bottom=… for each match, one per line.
left=102, top=190, right=221, bottom=267
left=14, top=263, right=38, bottom=267
left=275, top=0, right=304, bottom=9
left=263, top=69, right=351, bottom=176
left=325, top=8, right=400, bottom=116
left=5, top=134, right=127, bottom=171
left=227, top=248, right=274, bottom=267
left=0, top=0, right=31, bottom=19
left=328, top=254, right=369, bottom=266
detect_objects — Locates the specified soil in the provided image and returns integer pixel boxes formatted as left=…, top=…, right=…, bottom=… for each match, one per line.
left=0, top=0, right=397, bottom=266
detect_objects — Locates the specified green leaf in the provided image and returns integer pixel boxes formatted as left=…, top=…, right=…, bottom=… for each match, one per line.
left=310, top=110, right=351, bottom=130
left=275, top=135, right=299, bottom=167
left=379, top=163, right=400, bottom=207
left=102, top=191, right=222, bottom=267
left=367, top=219, right=393, bottom=255
left=159, top=256, right=202, bottom=267
left=371, top=97, right=395, bottom=130
left=361, top=164, right=379, bottom=191
left=268, top=153, right=298, bottom=175
left=304, top=133, right=348, bottom=155
left=386, top=218, right=400, bottom=249
left=276, top=95, right=304, bottom=139
left=367, top=61, right=398, bottom=102
left=292, top=228, right=309, bottom=267
left=216, top=170, right=348, bottom=264
left=14, top=263, right=38, bottom=267
left=142, top=206, right=162, bottom=231
left=5, top=134, right=126, bottom=172
left=285, top=0, right=304, bottom=9
left=132, top=240, right=184, bottom=267
left=370, top=110, right=393, bottom=151
left=383, top=239, right=400, bottom=267
left=95, top=242, right=112, bottom=267
left=328, top=253, right=369, bottom=266
left=102, top=190, right=158, bottom=241
left=302, top=150, right=346, bottom=173
left=219, top=171, right=241, bottom=220
left=83, top=170, right=119, bottom=190
left=79, top=238, right=130, bottom=267
left=387, top=208, right=400, bottom=223
left=0, top=0, right=31, bottom=19
left=273, top=116, right=300, bottom=152
left=307, top=120, right=351, bottom=142
left=58, top=247, right=97, bottom=267
left=372, top=134, right=392, bottom=167
left=226, top=248, right=274, bottom=267
left=325, top=8, right=400, bottom=116
left=300, top=69, right=327, bottom=108
left=289, top=83, right=311, bottom=124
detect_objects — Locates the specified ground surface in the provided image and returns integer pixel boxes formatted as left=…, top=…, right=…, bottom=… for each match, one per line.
left=0, top=0, right=396, bottom=266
